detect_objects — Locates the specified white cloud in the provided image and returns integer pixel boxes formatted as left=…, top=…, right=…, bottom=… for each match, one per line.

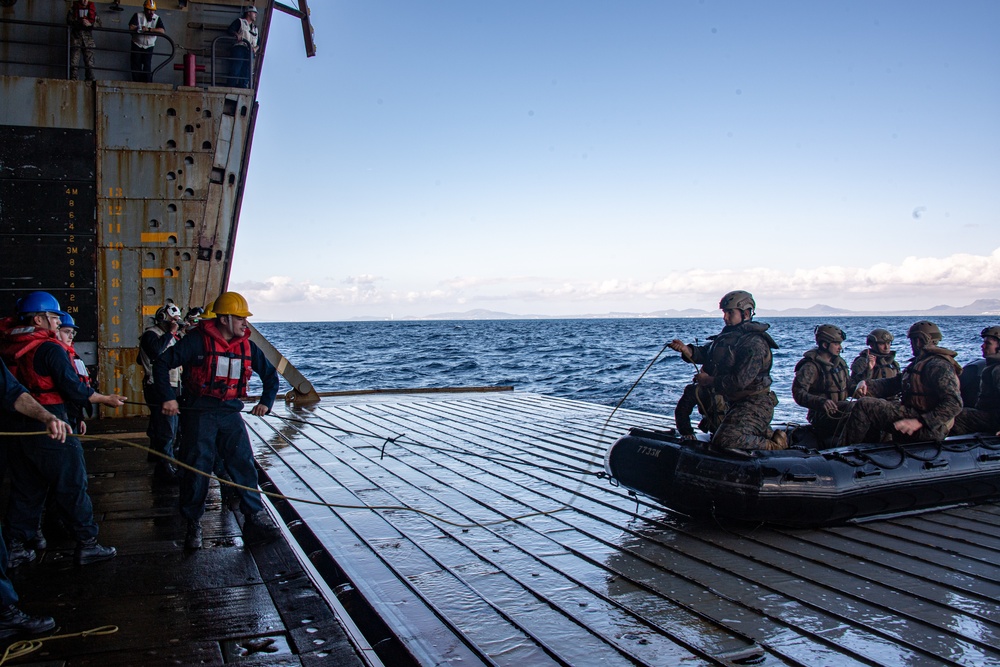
left=235, top=248, right=1000, bottom=320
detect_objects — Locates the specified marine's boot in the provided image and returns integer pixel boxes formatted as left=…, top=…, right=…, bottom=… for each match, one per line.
left=185, top=521, right=203, bottom=550
left=6, top=539, right=35, bottom=568
left=74, top=538, right=116, bottom=565
left=0, top=604, right=56, bottom=639
left=242, top=511, right=281, bottom=547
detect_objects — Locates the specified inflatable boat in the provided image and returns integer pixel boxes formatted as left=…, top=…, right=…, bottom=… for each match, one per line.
left=604, top=427, right=1000, bottom=527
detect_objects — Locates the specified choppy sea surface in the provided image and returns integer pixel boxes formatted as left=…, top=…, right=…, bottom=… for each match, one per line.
left=253, top=316, right=995, bottom=424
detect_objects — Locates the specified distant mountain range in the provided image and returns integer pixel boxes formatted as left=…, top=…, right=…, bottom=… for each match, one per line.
left=355, top=299, right=1000, bottom=321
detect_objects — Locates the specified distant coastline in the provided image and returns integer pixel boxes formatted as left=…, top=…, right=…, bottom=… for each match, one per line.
left=341, top=298, right=1000, bottom=323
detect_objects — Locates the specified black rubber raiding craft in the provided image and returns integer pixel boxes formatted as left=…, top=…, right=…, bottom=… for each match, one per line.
left=605, top=427, right=1000, bottom=527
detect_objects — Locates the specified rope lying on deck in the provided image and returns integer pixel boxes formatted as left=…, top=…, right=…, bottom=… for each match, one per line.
left=0, top=428, right=574, bottom=530
left=0, top=625, right=118, bottom=666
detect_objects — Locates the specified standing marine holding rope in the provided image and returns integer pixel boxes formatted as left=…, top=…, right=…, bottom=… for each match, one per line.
left=844, top=320, right=962, bottom=444
left=154, top=291, right=281, bottom=550
left=668, top=291, right=786, bottom=450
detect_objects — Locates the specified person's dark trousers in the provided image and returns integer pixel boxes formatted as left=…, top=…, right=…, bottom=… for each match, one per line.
left=143, top=383, right=178, bottom=461
left=130, top=42, right=153, bottom=82
left=178, top=397, right=264, bottom=522
left=5, top=434, right=99, bottom=544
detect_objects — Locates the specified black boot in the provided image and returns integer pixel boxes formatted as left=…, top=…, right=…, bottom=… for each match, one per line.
left=28, top=529, right=47, bottom=551
left=6, top=539, right=36, bottom=568
left=0, top=604, right=56, bottom=639
left=153, top=461, right=180, bottom=485
left=185, top=521, right=203, bottom=550
left=242, top=511, right=280, bottom=547
left=74, top=538, right=116, bottom=565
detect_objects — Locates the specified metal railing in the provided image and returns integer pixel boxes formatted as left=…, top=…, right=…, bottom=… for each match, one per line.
left=0, top=18, right=250, bottom=87
left=0, top=17, right=175, bottom=82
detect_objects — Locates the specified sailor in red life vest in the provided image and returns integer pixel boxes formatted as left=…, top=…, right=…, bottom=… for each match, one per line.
left=153, top=291, right=281, bottom=550
left=54, top=312, right=93, bottom=434
left=0, top=358, right=66, bottom=639
left=0, top=291, right=125, bottom=566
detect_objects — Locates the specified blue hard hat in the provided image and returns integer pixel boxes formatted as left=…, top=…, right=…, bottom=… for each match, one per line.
left=16, top=291, right=63, bottom=315
left=59, top=312, right=79, bottom=330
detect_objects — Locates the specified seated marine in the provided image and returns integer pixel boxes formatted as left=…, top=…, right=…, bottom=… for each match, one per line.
left=843, top=321, right=962, bottom=445
left=792, top=324, right=853, bottom=444
left=950, top=326, right=1000, bottom=436
left=849, top=328, right=901, bottom=393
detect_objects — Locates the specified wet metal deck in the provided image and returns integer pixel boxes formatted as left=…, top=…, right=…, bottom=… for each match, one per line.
left=4, top=422, right=370, bottom=666
left=245, top=391, right=1000, bottom=667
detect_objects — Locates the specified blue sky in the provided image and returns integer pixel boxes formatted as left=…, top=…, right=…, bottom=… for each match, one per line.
left=230, top=1, right=1000, bottom=321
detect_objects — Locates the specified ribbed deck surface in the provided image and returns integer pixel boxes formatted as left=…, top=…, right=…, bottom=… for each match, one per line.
left=245, top=391, right=1000, bottom=667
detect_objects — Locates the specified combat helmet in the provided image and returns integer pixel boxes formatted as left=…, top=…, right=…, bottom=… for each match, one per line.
left=814, top=324, right=846, bottom=345
left=907, top=320, right=942, bottom=344
left=719, top=290, right=755, bottom=316
left=866, top=328, right=893, bottom=347
left=981, top=326, right=1000, bottom=342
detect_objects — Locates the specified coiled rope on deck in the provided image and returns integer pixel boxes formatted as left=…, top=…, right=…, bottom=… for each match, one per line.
left=0, top=624, right=118, bottom=666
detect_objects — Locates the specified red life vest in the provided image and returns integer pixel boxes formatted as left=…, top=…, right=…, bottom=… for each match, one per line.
left=184, top=319, right=253, bottom=401
left=0, top=321, right=72, bottom=406
left=69, top=346, right=91, bottom=387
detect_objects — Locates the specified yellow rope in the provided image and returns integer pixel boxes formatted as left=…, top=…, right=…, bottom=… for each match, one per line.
left=0, top=431, right=567, bottom=529
left=0, top=625, right=118, bottom=666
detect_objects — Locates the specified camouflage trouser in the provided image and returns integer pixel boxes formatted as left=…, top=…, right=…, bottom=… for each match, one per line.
left=712, top=391, right=777, bottom=450
left=808, top=400, right=854, bottom=445
left=843, top=396, right=948, bottom=444
left=950, top=408, right=1000, bottom=436
left=674, top=384, right=726, bottom=437
left=70, top=31, right=96, bottom=80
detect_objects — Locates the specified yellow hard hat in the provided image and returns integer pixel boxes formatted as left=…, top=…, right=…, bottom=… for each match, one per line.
left=201, top=299, right=216, bottom=320
left=144, top=0, right=156, bottom=10
left=212, top=291, right=252, bottom=318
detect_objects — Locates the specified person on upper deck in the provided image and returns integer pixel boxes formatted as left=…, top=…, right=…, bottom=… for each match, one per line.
left=227, top=6, right=259, bottom=88
left=129, top=0, right=166, bottom=83
left=949, top=326, right=1000, bottom=436
left=153, top=291, right=281, bottom=550
left=668, top=291, right=785, bottom=450
left=849, top=328, right=901, bottom=392
left=843, top=320, right=962, bottom=445
left=67, top=0, right=98, bottom=82
left=792, top=324, right=854, bottom=444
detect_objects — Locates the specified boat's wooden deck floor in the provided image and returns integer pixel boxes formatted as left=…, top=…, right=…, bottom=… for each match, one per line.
left=246, top=390, right=1000, bottom=667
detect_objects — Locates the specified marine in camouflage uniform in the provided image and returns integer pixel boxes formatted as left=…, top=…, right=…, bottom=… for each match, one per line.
left=843, top=321, right=962, bottom=444
left=669, top=291, right=783, bottom=450
left=672, top=343, right=727, bottom=438
left=950, top=326, right=1000, bottom=436
left=849, top=328, right=901, bottom=392
left=792, top=324, right=853, bottom=443
left=68, top=0, right=97, bottom=82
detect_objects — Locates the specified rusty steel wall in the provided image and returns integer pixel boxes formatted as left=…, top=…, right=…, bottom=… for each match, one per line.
left=95, top=82, right=253, bottom=415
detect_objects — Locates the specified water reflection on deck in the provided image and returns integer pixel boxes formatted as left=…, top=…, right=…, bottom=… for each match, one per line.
left=247, top=390, right=1000, bottom=667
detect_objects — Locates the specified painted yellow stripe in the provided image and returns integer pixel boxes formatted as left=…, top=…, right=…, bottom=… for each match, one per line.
left=141, top=268, right=176, bottom=278
left=142, top=306, right=159, bottom=316
left=140, top=233, right=174, bottom=243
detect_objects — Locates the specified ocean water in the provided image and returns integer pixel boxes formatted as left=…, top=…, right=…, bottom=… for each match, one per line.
left=252, top=316, right=996, bottom=424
